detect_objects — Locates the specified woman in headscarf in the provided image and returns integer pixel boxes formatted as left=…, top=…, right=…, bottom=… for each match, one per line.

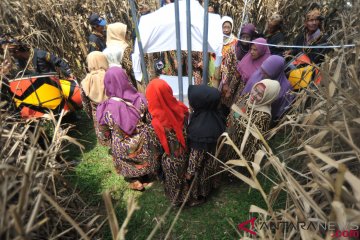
left=284, top=8, right=329, bottom=64
left=81, top=51, right=110, bottom=146
left=237, top=38, right=271, bottom=83
left=235, top=23, right=257, bottom=61
left=241, top=55, right=294, bottom=121
left=220, top=16, right=244, bottom=113
left=186, top=85, right=226, bottom=206
left=222, top=16, right=238, bottom=57
left=103, top=22, right=138, bottom=87
left=145, top=78, right=189, bottom=206
left=263, top=13, right=285, bottom=56
left=223, top=79, right=280, bottom=162
left=96, top=67, right=160, bottom=191
left=207, top=1, right=220, bottom=14
left=184, top=51, right=207, bottom=85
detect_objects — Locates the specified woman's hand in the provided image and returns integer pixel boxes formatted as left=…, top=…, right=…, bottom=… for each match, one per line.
left=283, top=50, right=291, bottom=58
left=0, top=59, right=12, bottom=75
left=222, top=83, right=231, bottom=98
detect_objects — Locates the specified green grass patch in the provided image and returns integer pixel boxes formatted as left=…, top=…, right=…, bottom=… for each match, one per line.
left=61, top=111, right=278, bottom=239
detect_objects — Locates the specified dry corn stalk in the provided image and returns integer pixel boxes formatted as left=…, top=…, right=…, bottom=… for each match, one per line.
left=216, top=5, right=360, bottom=238
left=0, top=109, right=104, bottom=239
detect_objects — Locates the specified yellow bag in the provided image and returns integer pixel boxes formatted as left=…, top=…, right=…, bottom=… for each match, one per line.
left=288, top=65, right=314, bottom=90
left=286, top=53, right=322, bottom=90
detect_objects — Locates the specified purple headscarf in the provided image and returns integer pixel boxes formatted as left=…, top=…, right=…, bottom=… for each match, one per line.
left=241, top=55, right=294, bottom=119
left=240, top=23, right=256, bottom=36
left=237, top=38, right=271, bottom=83
left=235, top=24, right=256, bottom=61
left=96, top=67, right=147, bottom=135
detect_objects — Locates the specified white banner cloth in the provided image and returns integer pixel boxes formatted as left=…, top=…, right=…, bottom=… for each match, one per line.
left=132, top=0, right=223, bottom=81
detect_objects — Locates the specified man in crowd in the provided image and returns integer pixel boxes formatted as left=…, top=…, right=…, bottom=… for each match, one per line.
left=4, top=38, right=73, bottom=78
left=285, top=8, right=329, bottom=64
left=263, top=13, right=285, bottom=56
left=88, top=13, right=107, bottom=53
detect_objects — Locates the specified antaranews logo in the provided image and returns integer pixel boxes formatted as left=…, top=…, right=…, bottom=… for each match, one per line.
left=237, top=217, right=360, bottom=238
left=237, top=217, right=257, bottom=236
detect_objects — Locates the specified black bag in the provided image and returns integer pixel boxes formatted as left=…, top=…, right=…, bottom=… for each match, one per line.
left=154, top=52, right=165, bottom=74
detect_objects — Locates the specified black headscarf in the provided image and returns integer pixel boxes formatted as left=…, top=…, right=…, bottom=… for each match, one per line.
left=187, top=85, right=226, bottom=152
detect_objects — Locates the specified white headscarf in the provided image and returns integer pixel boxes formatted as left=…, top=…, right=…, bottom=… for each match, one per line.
left=221, top=16, right=234, bottom=31
left=103, top=46, right=124, bottom=67
left=221, top=16, right=236, bottom=45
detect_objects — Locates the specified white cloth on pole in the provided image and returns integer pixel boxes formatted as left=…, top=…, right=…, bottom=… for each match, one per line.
left=132, top=0, right=223, bottom=81
left=159, top=74, right=193, bottom=107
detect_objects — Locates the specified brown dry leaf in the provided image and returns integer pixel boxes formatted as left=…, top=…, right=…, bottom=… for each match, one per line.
left=228, top=169, right=259, bottom=189
left=305, top=146, right=360, bottom=205
left=352, top=118, right=360, bottom=125
left=58, top=135, right=85, bottom=151
left=249, top=205, right=269, bottom=217
left=329, top=52, right=344, bottom=97
left=226, top=159, right=247, bottom=167
left=102, top=191, right=119, bottom=240
left=305, top=130, right=329, bottom=145
left=331, top=201, right=347, bottom=230
left=251, top=162, right=261, bottom=177
left=302, top=110, right=326, bottom=125
left=254, top=150, right=266, bottom=167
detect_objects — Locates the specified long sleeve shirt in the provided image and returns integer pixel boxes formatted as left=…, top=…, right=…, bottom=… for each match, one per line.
left=18, top=48, right=72, bottom=77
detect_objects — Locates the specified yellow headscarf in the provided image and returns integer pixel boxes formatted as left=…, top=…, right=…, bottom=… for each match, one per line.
left=81, top=51, right=109, bottom=103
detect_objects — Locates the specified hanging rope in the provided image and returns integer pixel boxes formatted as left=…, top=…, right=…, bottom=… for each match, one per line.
left=236, top=38, right=356, bottom=49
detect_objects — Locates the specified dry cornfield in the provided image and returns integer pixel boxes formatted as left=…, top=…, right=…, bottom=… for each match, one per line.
left=0, top=0, right=158, bottom=78
left=216, top=1, right=360, bottom=238
left=1, top=0, right=360, bottom=239
left=0, top=110, right=107, bottom=239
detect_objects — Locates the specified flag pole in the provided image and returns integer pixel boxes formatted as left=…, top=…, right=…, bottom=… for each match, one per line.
left=129, top=0, right=149, bottom=84
left=174, top=0, right=184, bottom=102
left=186, top=0, right=193, bottom=86
left=202, top=0, right=209, bottom=85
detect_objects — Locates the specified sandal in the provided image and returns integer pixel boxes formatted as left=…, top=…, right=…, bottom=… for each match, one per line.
left=187, top=198, right=205, bottom=207
left=129, top=181, right=145, bottom=191
left=142, top=182, right=154, bottom=188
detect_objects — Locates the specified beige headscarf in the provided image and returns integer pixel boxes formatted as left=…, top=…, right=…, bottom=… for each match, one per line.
left=106, top=22, right=129, bottom=50
left=249, top=79, right=281, bottom=115
left=81, top=51, right=109, bottom=103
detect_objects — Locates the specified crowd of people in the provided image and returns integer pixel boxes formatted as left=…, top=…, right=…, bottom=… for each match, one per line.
left=0, top=2, right=330, bottom=206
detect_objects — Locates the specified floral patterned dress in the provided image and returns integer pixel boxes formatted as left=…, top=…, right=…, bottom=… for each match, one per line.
left=98, top=103, right=161, bottom=180
left=161, top=50, right=205, bottom=85
left=224, top=102, right=271, bottom=162
left=155, top=127, right=189, bottom=206
left=80, top=88, right=110, bottom=147
left=122, top=47, right=137, bottom=88
left=187, top=149, right=220, bottom=200
left=183, top=51, right=204, bottom=85
left=220, top=39, right=244, bottom=108
left=162, top=51, right=181, bottom=76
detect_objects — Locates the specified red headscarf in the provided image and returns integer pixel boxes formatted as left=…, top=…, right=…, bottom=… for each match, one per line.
left=145, top=78, right=189, bottom=154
